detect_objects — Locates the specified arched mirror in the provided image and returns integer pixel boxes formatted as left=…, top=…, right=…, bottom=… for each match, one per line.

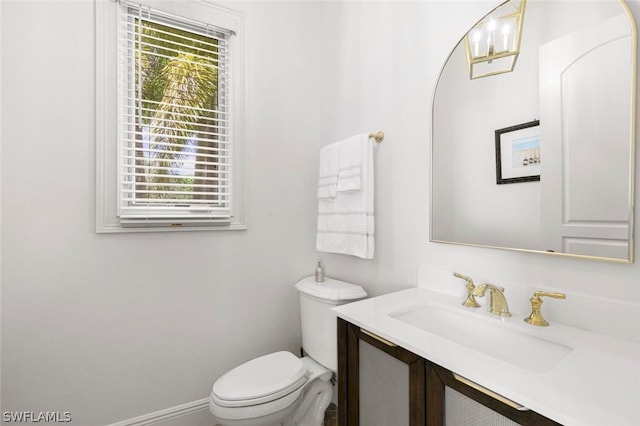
left=431, top=0, right=636, bottom=262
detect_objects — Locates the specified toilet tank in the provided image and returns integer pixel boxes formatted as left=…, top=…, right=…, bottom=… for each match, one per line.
left=295, top=276, right=367, bottom=371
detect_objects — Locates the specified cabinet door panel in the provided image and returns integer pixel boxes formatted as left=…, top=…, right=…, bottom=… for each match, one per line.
left=338, top=319, right=425, bottom=426
left=446, top=387, right=519, bottom=426
left=428, top=364, right=560, bottom=426
left=359, top=340, right=410, bottom=426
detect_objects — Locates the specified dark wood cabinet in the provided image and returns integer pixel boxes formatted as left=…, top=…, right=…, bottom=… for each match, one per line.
left=337, top=318, right=425, bottom=426
left=426, top=363, right=560, bottom=426
left=337, top=318, right=560, bottom=426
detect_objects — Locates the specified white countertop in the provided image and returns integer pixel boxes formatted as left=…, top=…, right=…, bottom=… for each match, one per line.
left=333, top=287, right=640, bottom=426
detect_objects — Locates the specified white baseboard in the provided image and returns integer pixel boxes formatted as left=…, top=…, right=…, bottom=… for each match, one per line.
left=106, top=398, right=213, bottom=426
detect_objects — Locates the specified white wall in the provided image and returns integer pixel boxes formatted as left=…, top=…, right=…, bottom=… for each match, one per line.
left=0, top=1, right=330, bottom=424
left=0, top=0, right=3, bottom=413
left=2, top=0, right=640, bottom=425
left=316, top=0, right=640, bottom=344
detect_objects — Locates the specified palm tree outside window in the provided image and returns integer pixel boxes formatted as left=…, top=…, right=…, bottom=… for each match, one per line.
left=118, top=4, right=233, bottom=224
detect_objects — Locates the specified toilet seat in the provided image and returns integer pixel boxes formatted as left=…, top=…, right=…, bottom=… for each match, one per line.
left=212, top=351, right=310, bottom=408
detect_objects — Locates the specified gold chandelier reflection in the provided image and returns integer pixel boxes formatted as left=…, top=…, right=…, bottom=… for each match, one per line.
left=464, top=0, right=527, bottom=79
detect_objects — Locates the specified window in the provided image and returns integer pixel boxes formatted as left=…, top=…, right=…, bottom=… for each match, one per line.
left=96, top=0, right=244, bottom=232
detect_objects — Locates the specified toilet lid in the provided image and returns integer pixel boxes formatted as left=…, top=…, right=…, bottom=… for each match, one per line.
left=212, top=351, right=309, bottom=407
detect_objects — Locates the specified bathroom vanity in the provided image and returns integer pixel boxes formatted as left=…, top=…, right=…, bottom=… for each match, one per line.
left=333, top=287, right=640, bottom=426
left=333, top=0, right=640, bottom=423
left=337, top=319, right=558, bottom=425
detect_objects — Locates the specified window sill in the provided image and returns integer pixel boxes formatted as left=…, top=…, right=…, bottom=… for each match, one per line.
left=96, top=222, right=247, bottom=234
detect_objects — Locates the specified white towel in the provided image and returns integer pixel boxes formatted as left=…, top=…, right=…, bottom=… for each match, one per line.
left=336, top=135, right=363, bottom=192
left=317, top=143, right=339, bottom=199
left=316, top=134, right=374, bottom=259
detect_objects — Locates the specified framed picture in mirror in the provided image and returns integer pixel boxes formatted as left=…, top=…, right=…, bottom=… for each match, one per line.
left=495, top=120, right=540, bottom=184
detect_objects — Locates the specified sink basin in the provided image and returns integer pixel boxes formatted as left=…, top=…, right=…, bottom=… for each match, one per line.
left=390, top=304, right=573, bottom=372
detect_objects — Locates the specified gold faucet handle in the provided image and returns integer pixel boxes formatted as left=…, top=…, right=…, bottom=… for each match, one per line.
left=453, top=272, right=480, bottom=308
left=525, top=291, right=566, bottom=326
left=534, top=291, right=566, bottom=300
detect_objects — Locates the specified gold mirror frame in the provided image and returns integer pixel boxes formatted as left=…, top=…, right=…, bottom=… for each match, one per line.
left=430, top=0, right=637, bottom=263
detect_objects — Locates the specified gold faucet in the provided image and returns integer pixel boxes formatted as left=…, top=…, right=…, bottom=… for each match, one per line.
left=453, top=272, right=480, bottom=308
left=524, top=291, right=566, bottom=326
left=472, top=284, right=511, bottom=317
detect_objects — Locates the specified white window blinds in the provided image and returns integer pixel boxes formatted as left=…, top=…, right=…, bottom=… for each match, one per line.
left=117, top=1, right=233, bottom=226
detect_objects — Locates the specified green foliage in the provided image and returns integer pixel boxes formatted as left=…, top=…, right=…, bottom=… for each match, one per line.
left=134, top=19, right=220, bottom=200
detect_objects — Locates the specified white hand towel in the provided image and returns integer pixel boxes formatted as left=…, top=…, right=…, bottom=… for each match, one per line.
left=336, top=134, right=363, bottom=192
left=316, top=134, right=374, bottom=259
left=317, top=143, right=339, bottom=199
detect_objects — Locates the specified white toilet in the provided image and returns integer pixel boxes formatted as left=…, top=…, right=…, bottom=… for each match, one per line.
left=209, top=276, right=367, bottom=426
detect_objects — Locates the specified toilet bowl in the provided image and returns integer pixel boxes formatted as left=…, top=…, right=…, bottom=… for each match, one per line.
left=209, top=276, right=367, bottom=426
left=209, top=352, right=333, bottom=426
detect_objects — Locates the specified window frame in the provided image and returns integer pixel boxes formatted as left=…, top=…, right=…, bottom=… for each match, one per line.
left=96, top=0, right=245, bottom=233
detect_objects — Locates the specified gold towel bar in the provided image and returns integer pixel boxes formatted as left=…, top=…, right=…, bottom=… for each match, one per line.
left=369, top=131, right=384, bottom=143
